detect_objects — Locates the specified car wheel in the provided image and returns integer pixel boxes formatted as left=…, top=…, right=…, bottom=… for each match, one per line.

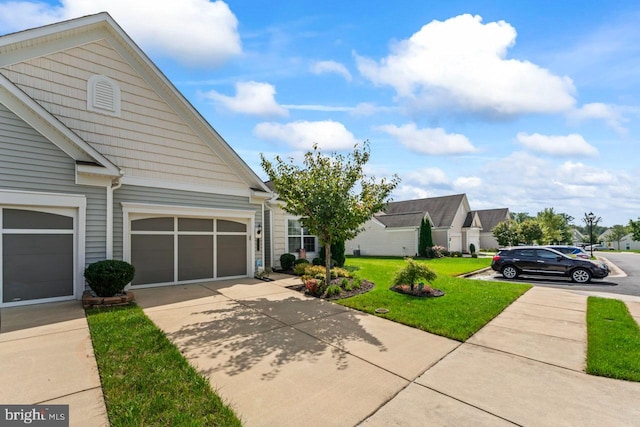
left=502, top=265, right=519, bottom=279
left=571, top=268, right=591, bottom=283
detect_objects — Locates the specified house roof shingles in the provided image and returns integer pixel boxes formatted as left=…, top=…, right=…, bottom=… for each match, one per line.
left=379, top=194, right=466, bottom=228
left=473, top=208, right=510, bottom=232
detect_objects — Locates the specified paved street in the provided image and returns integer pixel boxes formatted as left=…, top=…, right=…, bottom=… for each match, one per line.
left=474, top=252, right=640, bottom=297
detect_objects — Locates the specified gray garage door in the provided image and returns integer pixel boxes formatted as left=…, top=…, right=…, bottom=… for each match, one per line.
left=130, top=217, right=247, bottom=286
left=2, top=208, right=74, bottom=304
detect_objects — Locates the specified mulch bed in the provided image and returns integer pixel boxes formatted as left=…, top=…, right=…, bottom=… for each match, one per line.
left=390, top=284, right=445, bottom=298
left=286, top=277, right=375, bottom=300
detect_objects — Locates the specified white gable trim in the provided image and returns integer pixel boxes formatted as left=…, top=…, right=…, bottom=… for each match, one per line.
left=121, top=175, right=257, bottom=199
left=0, top=12, right=269, bottom=193
left=0, top=73, right=121, bottom=177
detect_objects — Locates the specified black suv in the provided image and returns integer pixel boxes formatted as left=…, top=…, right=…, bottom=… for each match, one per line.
left=491, top=246, right=609, bottom=283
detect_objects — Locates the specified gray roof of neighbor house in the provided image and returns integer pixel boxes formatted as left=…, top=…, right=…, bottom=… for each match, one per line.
left=377, top=194, right=466, bottom=228
left=473, top=208, right=510, bottom=232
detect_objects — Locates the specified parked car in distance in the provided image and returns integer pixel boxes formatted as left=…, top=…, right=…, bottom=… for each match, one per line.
left=491, top=246, right=609, bottom=283
left=544, top=245, right=590, bottom=259
left=584, top=244, right=615, bottom=251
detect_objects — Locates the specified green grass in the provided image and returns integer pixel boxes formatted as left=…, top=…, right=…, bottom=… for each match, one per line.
left=338, top=257, right=530, bottom=341
left=586, top=297, right=640, bottom=382
left=86, top=304, right=241, bottom=426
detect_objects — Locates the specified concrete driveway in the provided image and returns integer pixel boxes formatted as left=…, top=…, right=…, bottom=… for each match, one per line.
left=135, top=275, right=640, bottom=427
left=0, top=301, right=108, bottom=426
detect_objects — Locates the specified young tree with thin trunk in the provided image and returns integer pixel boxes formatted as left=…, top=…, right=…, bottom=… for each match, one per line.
left=261, top=142, right=400, bottom=282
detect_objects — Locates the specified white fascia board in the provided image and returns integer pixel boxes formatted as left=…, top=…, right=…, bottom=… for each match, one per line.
left=120, top=175, right=254, bottom=198
left=121, top=202, right=256, bottom=220
left=250, top=190, right=273, bottom=204
left=0, top=74, right=121, bottom=177
left=386, top=227, right=418, bottom=233
left=0, top=188, right=86, bottom=208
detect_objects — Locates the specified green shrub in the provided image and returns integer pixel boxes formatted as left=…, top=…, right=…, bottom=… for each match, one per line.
left=342, top=278, right=352, bottom=291
left=331, top=267, right=351, bottom=279
left=352, top=278, right=362, bottom=290
left=471, top=253, right=478, bottom=258
left=302, top=265, right=326, bottom=278
left=84, top=260, right=135, bottom=297
left=469, top=243, right=476, bottom=254
left=325, top=284, right=342, bottom=298
left=294, top=258, right=309, bottom=266
left=280, top=253, right=296, bottom=270
left=392, top=258, right=437, bottom=291
left=312, top=257, right=323, bottom=266
left=293, top=263, right=308, bottom=275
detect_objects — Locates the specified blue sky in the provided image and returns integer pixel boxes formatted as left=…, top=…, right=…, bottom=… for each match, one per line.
left=1, top=0, right=639, bottom=226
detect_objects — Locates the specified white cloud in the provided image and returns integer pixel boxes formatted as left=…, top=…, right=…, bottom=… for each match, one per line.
left=310, top=60, right=352, bottom=81
left=516, top=132, right=598, bottom=157
left=454, top=176, right=482, bottom=189
left=403, top=168, right=451, bottom=187
left=254, top=120, right=360, bottom=150
left=557, top=161, right=616, bottom=185
left=391, top=185, right=432, bottom=201
left=569, top=103, right=627, bottom=135
left=376, top=123, right=477, bottom=155
left=0, top=0, right=241, bottom=67
left=203, top=81, right=288, bottom=117
left=356, top=14, right=575, bottom=116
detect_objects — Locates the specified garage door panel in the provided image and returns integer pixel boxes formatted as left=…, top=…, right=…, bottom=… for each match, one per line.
left=178, top=235, right=213, bottom=281
left=3, top=234, right=73, bottom=303
left=3, top=208, right=73, bottom=230
left=217, top=235, right=247, bottom=277
left=131, top=235, right=174, bottom=285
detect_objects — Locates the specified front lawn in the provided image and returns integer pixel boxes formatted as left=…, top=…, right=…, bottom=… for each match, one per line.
left=586, top=297, right=640, bottom=382
left=338, top=257, right=530, bottom=341
left=86, top=304, right=241, bottom=426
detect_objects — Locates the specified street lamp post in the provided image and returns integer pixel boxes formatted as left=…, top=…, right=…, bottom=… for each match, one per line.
left=583, top=212, right=602, bottom=258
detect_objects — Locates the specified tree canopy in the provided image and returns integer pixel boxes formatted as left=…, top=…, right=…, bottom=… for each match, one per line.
left=608, top=225, right=629, bottom=250
left=261, top=141, right=400, bottom=280
left=629, top=218, right=640, bottom=242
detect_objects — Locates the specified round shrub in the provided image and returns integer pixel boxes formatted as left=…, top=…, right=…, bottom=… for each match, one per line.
left=312, top=257, right=323, bottom=266
left=293, top=258, right=310, bottom=266
left=84, top=260, right=135, bottom=297
left=280, top=253, right=296, bottom=270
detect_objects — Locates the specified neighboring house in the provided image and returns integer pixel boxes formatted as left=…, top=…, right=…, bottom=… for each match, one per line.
left=569, top=228, right=585, bottom=246
left=0, top=13, right=272, bottom=307
left=619, top=233, right=640, bottom=250
left=474, top=208, right=510, bottom=250
left=345, top=194, right=504, bottom=257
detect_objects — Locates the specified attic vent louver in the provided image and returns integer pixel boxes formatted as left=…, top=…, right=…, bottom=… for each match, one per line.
left=87, top=75, right=121, bottom=116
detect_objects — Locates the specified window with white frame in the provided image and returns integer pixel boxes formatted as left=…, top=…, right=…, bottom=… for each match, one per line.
left=286, top=219, right=317, bottom=254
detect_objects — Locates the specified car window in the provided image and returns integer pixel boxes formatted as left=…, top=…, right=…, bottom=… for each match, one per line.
left=536, top=249, right=560, bottom=260
left=514, top=249, right=535, bottom=257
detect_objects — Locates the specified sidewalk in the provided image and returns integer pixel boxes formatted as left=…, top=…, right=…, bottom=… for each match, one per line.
left=136, top=277, right=640, bottom=426
left=0, top=301, right=108, bottom=426
left=2, top=276, right=639, bottom=426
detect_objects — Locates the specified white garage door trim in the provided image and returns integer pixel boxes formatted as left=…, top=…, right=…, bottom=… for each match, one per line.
left=122, top=202, right=255, bottom=288
left=0, top=189, right=86, bottom=307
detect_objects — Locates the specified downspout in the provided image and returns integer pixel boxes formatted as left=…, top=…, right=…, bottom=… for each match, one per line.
left=106, top=172, right=124, bottom=259
left=260, top=201, right=265, bottom=270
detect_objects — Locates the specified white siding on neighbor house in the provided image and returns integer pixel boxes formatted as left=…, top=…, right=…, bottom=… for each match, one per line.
left=0, top=103, right=106, bottom=263
left=480, top=233, right=501, bottom=250
left=432, top=229, right=449, bottom=249
left=0, top=39, right=247, bottom=192
left=346, top=219, right=418, bottom=257
left=112, top=185, right=262, bottom=263
left=463, top=229, right=480, bottom=253
left=619, top=234, right=640, bottom=250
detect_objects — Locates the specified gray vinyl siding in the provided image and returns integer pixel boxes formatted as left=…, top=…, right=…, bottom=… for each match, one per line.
left=0, top=103, right=107, bottom=264
left=112, top=184, right=261, bottom=261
